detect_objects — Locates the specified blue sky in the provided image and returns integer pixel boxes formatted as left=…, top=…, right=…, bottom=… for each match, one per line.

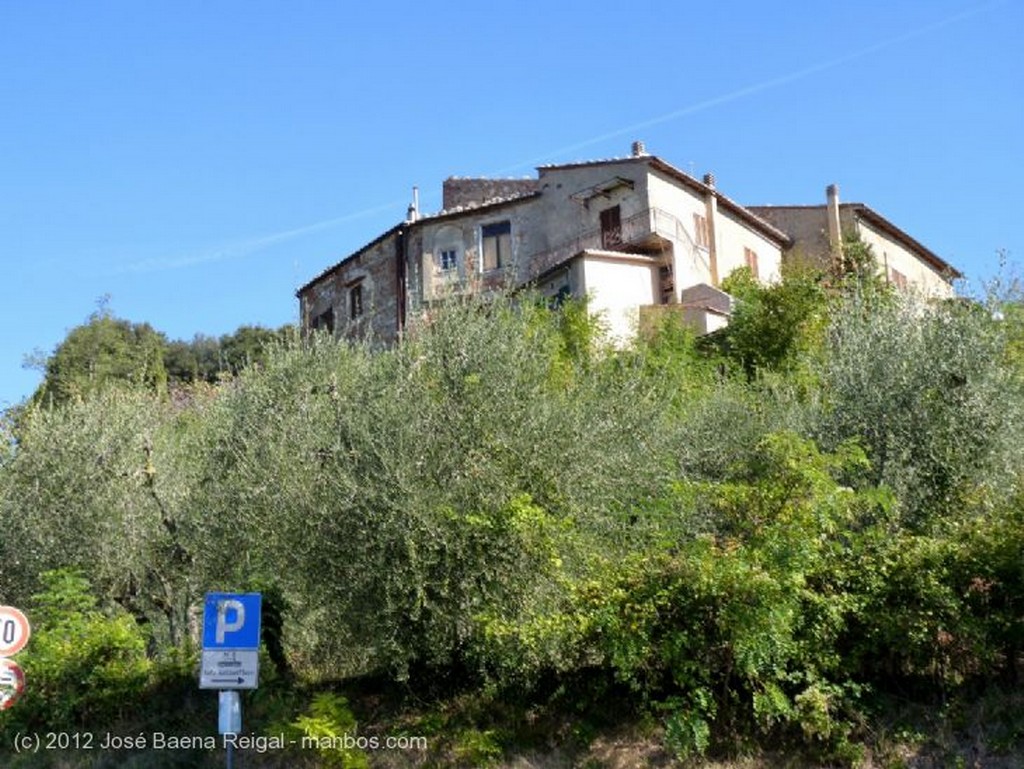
left=2, top=0, right=1021, bottom=408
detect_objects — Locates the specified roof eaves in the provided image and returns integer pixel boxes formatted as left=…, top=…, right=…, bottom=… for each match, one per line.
left=295, top=222, right=404, bottom=297
left=646, top=157, right=792, bottom=247
left=295, top=191, right=545, bottom=297
left=417, top=190, right=542, bottom=223
left=848, top=204, right=963, bottom=280
left=537, top=155, right=648, bottom=172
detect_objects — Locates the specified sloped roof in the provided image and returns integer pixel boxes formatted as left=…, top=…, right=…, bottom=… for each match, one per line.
left=298, top=152, right=796, bottom=297
left=850, top=203, right=962, bottom=279
left=539, top=155, right=792, bottom=247
left=748, top=202, right=962, bottom=280
left=295, top=191, right=541, bottom=296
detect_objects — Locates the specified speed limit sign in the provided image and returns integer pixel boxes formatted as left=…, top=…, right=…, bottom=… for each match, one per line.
left=0, top=659, right=26, bottom=710
left=0, top=606, right=31, bottom=657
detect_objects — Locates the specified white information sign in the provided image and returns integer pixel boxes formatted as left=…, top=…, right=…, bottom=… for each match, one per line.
left=199, top=649, right=259, bottom=690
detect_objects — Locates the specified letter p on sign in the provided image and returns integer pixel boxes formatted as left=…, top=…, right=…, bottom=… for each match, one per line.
left=202, top=593, right=261, bottom=651
left=216, top=600, right=245, bottom=644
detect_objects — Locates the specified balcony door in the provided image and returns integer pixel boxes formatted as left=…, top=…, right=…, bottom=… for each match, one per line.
left=600, top=205, right=622, bottom=249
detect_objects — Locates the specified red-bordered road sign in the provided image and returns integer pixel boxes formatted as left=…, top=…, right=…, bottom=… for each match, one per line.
left=0, top=606, right=31, bottom=657
left=0, top=658, right=25, bottom=710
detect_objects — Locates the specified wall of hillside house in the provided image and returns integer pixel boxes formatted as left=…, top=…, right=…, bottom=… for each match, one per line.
left=646, top=170, right=725, bottom=292
left=300, top=231, right=401, bottom=343
left=534, top=261, right=583, bottom=299
left=415, top=199, right=545, bottom=303
left=580, top=254, right=658, bottom=342
left=531, top=161, right=651, bottom=272
left=714, top=210, right=784, bottom=284
left=749, top=206, right=955, bottom=296
left=746, top=207, right=832, bottom=270
left=647, top=171, right=785, bottom=290
left=846, top=214, right=955, bottom=298
left=442, top=178, right=539, bottom=209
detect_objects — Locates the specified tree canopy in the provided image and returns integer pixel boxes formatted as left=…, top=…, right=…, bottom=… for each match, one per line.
left=26, top=303, right=293, bottom=407
left=5, top=274, right=1024, bottom=765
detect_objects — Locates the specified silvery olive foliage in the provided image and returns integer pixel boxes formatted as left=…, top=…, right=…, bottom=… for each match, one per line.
left=811, top=290, right=1022, bottom=524
left=5, top=279, right=1024, bottom=760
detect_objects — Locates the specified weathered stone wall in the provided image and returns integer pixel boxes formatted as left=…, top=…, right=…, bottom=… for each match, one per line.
left=413, top=198, right=548, bottom=303
left=442, top=178, right=540, bottom=210
left=299, top=230, right=402, bottom=344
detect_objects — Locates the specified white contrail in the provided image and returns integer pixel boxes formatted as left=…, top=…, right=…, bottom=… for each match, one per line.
left=122, top=199, right=406, bottom=273
left=128, top=0, right=1000, bottom=273
left=492, top=0, right=1003, bottom=173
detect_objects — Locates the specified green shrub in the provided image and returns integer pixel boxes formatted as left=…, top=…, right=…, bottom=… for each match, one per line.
left=814, top=290, right=1020, bottom=525
left=0, top=569, right=153, bottom=731
left=270, top=692, right=369, bottom=769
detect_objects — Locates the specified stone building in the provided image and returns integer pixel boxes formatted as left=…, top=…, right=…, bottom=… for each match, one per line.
left=749, top=184, right=961, bottom=297
left=297, top=145, right=960, bottom=342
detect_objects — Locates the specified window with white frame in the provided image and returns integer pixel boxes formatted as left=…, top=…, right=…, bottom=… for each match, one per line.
left=439, top=249, right=458, bottom=271
left=433, top=225, right=464, bottom=278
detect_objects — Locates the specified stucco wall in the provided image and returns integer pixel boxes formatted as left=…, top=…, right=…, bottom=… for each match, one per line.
left=714, top=208, right=784, bottom=284
left=645, top=170, right=710, bottom=291
left=414, top=197, right=546, bottom=302
left=647, top=170, right=783, bottom=289
left=580, top=253, right=658, bottom=342
left=526, top=161, right=651, bottom=278
left=750, top=204, right=956, bottom=297
left=851, top=215, right=955, bottom=298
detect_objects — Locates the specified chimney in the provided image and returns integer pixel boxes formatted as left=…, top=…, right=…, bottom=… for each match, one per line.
left=406, top=186, right=420, bottom=223
left=826, top=183, right=842, bottom=268
left=703, top=172, right=719, bottom=287
left=631, top=140, right=647, bottom=157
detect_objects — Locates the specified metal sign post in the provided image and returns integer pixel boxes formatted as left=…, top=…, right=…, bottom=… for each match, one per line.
left=219, top=690, right=241, bottom=769
left=200, top=593, right=261, bottom=769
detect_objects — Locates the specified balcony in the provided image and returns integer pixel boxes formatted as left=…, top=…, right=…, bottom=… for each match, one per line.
left=525, top=207, right=698, bottom=282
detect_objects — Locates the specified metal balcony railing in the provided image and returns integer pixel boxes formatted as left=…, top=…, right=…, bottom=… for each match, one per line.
left=423, top=206, right=710, bottom=300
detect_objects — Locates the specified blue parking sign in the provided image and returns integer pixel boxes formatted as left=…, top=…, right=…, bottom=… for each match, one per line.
left=202, top=593, right=261, bottom=650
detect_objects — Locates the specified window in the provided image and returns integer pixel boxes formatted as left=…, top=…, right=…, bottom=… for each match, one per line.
left=311, top=307, right=334, bottom=334
left=349, top=283, right=364, bottom=319
left=694, top=213, right=710, bottom=248
left=600, top=205, right=622, bottom=248
left=481, top=221, right=511, bottom=271
left=549, top=284, right=572, bottom=309
left=439, top=249, right=458, bottom=271
left=659, top=263, right=674, bottom=305
left=744, top=247, right=759, bottom=278
left=890, top=268, right=908, bottom=291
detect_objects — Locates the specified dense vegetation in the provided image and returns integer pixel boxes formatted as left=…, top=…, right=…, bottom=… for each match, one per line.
left=3, top=262, right=1024, bottom=766
left=25, top=298, right=291, bottom=407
